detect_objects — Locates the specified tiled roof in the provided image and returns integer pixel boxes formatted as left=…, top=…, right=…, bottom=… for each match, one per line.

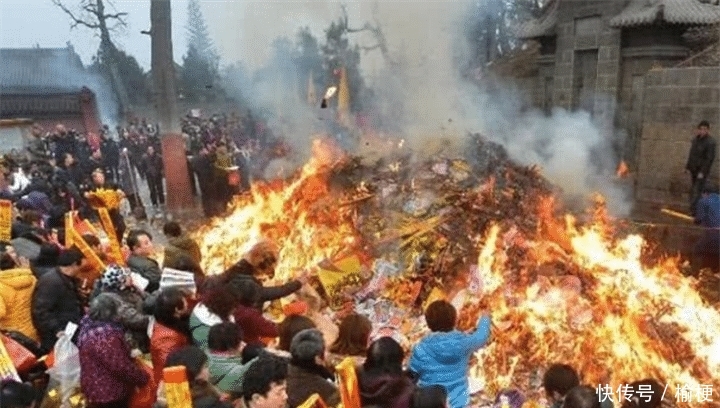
left=514, top=0, right=559, bottom=39
left=0, top=46, right=89, bottom=95
left=610, top=0, right=720, bottom=27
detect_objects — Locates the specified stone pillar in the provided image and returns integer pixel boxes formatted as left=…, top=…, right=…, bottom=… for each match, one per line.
left=594, top=25, right=622, bottom=140
left=552, top=20, right=575, bottom=110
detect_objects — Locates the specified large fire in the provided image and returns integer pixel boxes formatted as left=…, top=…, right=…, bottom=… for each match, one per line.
left=195, top=137, right=719, bottom=406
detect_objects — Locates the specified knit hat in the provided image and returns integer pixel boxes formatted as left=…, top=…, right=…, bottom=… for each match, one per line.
left=100, top=264, right=131, bottom=292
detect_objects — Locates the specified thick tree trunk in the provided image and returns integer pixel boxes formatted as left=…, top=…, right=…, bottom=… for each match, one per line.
left=96, top=0, right=129, bottom=117
left=151, top=0, right=193, bottom=212
left=151, top=0, right=178, bottom=133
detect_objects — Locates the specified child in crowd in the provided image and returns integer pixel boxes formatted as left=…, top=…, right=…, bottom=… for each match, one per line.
left=207, top=322, right=257, bottom=398
left=408, top=300, right=491, bottom=408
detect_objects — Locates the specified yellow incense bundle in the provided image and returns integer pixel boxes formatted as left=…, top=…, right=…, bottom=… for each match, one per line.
left=163, top=366, right=193, bottom=408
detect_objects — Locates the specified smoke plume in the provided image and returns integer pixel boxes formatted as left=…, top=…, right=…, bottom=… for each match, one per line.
left=208, top=1, right=632, bottom=215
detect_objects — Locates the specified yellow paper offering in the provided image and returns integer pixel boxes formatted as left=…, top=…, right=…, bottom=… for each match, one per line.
left=335, top=357, right=362, bottom=408
left=316, top=255, right=362, bottom=298
left=0, top=335, right=20, bottom=381
left=163, top=366, right=193, bottom=408
left=0, top=200, right=11, bottom=242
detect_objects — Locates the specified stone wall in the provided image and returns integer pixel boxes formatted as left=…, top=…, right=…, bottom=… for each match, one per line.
left=550, top=1, right=627, bottom=135
left=635, top=67, right=720, bottom=205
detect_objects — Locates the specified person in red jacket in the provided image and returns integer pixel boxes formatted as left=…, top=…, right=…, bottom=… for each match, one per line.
left=150, top=287, right=193, bottom=384
left=78, top=293, right=150, bottom=408
left=232, top=279, right=278, bottom=345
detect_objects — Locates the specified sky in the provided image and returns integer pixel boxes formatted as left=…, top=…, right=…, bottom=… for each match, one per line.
left=0, top=0, right=189, bottom=69
left=0, top=0, right=353, bottom=71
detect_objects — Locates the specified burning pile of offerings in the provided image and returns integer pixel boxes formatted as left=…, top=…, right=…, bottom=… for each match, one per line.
left=196, top=134, right=720, bottom=407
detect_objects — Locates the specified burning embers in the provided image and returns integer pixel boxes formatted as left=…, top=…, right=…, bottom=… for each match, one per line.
left=616, top=160, right=630, bottom=178
left=195, top=135, right=719, bottom=406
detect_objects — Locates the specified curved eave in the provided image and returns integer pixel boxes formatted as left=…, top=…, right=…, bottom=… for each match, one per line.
left=610, top=1, right=720, bottom=28
left=513, top=0, right=559, bottom=39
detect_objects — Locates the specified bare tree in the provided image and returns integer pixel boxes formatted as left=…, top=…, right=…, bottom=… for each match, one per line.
left=52, top=0, right=130, bottom=115
left=339, top=4, right=396, bottom=67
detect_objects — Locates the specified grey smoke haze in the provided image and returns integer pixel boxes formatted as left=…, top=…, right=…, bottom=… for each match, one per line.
left=210, top=1, right=631, bottom=215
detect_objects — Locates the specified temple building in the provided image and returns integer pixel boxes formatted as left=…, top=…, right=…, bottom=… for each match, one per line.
left=0, top=45, right=101, bottom=151
left=513, top=0, right=720, bottom=167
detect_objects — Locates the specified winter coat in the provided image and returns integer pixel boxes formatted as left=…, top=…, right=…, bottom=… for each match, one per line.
left=0, top=268, right=39, bottom=341
left=358, top=370, right=415, bottom=408
left=142, top=154, right=164, bottom=179
left=118, top=154, right=139, bottom=195
left=128, top=254, right=162, bottom=293
left=694, top=193, right=720, bottom=255
left=31, top=269, right=83, bottom=351
left=150, top=320, right=191, bottom=384
left=56, top=165, right=85, bottom=190
left=101, top=291, right=150, bottom=350
left=686, top=135, right=716, bottom=175
left=100, top=138, right=120, bottom=168
left=286, top=363, right=340, bottom=408
left=189, top=303, right=234, bottom=350
left=208, top=352, right=256, bottom=395
left=30, top=265, right=55, bottom=279
left=408, top=315, right=491, bottom=408
left=696, top=193, right=720, bottom=229
left=53, top=134, right=76, bottom=161
left=77, top=316, right=150, bottom=404
left=233, top=305, right=278, bottom=345
left=27, top=137, right=48, bottom=161
left=164, top=235, right=202, bottom=267
left=223, top=259, right=301, bottom=310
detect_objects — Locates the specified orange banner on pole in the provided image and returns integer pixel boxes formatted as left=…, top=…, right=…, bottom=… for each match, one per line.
left=73, top=212, right=99, bottom=236
left=335, top=357, right=362, bottom=408
left=297, top=394, right=328, bottom=408
left=97, top=207, right=124, bottom=265
left=0, top=200, right=12, bottom=243
left=64, top=212, right=74, bottom=247
left=68, top=226, right=106, bottom=274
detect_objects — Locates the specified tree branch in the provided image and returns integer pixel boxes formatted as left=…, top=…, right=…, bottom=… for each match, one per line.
left=360, top=44, right=381, bottom=52
left=52, top=0, right=100, bottom=30
left=82, top=3, right=98, bottom=15
left=346, top=22, right=372, bottom=33
left=103, top=12, right=128, bottom=23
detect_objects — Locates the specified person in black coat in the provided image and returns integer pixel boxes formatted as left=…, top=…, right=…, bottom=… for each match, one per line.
left=141, top=145, right=165, bottom=208
left=31, top=247, right=86, bottom=352
left=50, top=125, right=76, bottom=162
left=685, top=120, right=717, bottom=215
left=221, top=241, right=302, bottom=311
left=99, top=129, right=120, bottom=183
left=192, top=148, right=216, bottom=217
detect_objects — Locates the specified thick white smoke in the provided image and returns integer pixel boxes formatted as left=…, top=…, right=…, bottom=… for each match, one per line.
left=205, top=1, right=632, bottom=215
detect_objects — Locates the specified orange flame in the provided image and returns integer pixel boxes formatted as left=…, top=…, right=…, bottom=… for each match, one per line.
left=616, top=160, right=630, bottom=178
left=195, top=142, right=720, bottom=406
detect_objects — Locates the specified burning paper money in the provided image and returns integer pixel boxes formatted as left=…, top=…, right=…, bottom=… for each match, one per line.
left=320, top=86, right=337, bottom=109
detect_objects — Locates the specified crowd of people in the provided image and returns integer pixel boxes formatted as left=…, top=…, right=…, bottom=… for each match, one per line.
left=0, top=233, right=669, bottom=408
left=0, top=115, right=709, bottom=408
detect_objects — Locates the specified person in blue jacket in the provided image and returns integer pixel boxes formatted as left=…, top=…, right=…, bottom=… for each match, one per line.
left=692, top=184, right=720, bottom=275
left=408, top=300, right=491, bottom=408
